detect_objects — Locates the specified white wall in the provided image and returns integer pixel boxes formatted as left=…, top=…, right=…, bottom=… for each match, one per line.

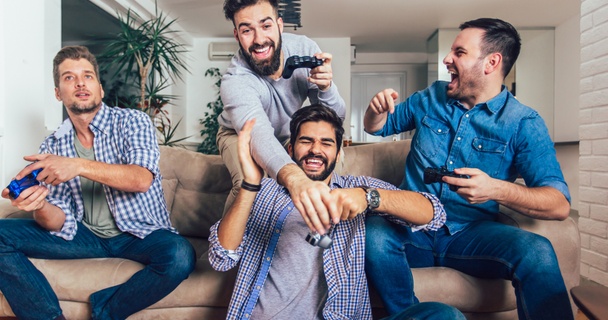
left=184, top=36, right=352, bottom=144
left=0, top=0, right=62, bottom=186
left=578, top=0, right=608, bottom=287
left=555, top=14, right=581, bottom=143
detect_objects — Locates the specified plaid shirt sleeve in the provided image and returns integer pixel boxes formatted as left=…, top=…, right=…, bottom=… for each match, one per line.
left=360, top=176, right=446, bottom=231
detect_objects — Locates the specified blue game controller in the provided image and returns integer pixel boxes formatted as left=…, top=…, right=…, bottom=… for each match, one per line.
left=7, top=168, right=42, bottom=199
left=282, top=55, right=324, bottom=79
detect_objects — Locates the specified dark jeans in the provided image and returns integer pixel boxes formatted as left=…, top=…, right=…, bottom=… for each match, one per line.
left=382, top=302, right=465, bottom=320
left=0, top=219, right=195, bottom=320
left=365, top=216, right=573, bottom=320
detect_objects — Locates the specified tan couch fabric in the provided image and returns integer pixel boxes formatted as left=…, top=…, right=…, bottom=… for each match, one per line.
left=0, top=140, right=580, bottom=319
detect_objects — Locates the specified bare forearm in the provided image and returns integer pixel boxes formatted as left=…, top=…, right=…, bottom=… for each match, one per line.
left=79, top=160, right=153, bottom=193
left=33, top=202, right=65, bottom=231
left=217, top=190, right=257, bottom=250
left=377, top=189, right=433, bottom=225
left=495, top=181, right=570, bottom=220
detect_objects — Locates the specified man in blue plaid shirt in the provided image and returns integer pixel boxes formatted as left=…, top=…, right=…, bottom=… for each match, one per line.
left=0, top=46, right=195, bottom=320
left=209, top=104, right=465, bottom=319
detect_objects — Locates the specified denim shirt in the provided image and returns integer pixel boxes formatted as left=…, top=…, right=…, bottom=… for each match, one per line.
left=371, top=81, right=570, bottom=233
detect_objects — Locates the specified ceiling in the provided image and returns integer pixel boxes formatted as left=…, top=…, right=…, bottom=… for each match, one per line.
left=64, top=0, right=580, bottom=53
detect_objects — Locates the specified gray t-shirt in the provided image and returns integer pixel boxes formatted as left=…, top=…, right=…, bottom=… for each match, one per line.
left=74, top=136, right=120, bottom=238
left=218, top=33, right=346, bottom=179
left=250, top=210, right=327, bottom=319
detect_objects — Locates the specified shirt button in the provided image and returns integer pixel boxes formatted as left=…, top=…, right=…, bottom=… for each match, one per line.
left=437, top=129, right=442, bottom=133
left=478, top=145, right=482, bottom=149
left=465, top=114, right=469, bottom=118
left=266, top=257, right=271, bottom=261
left=457, top=137, right=461, bottom=141
left=449, top=161, right=453, bottom=165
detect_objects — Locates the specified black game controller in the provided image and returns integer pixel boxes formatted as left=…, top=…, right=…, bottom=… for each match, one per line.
left=7, top=168, right=42, bottom=199
left=282, top=55, right=323, bottom=79
left=423, top=167, right=470, bottom=191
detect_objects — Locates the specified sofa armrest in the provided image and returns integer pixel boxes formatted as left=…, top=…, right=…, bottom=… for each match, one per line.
left=497, top=206, right=581, bottom=293
left=0, top=199, right=31, bottom=219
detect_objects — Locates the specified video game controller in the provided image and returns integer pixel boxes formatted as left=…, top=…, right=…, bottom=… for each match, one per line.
left=423, top=167, right=470, bottom=191
left=282, top=55, right=324, bottom=79
left=7, top=168, right=42, bottom=199
left=305, top=224, right=334, bottom=249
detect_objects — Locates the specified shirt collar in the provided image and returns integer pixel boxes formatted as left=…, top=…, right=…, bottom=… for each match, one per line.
left=447, top=85, right=509, bottom=114
left=52, top=103, right=109, bottom=139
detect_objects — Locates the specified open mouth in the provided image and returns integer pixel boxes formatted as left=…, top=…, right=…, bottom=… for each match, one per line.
left=301, top=156, right=327, bottom=172
left=250, top=42, right=274, bottom=61
left=75, top=91, right=91, bottom=99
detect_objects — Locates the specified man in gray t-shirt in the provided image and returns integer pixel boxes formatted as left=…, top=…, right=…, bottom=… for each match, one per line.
left=218, top=0, right=346, bottom=232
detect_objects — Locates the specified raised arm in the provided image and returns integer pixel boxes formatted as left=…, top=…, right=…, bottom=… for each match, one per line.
left=217, top=119, right=264, bottom=250
left=364, top=88, right=399, bottom=133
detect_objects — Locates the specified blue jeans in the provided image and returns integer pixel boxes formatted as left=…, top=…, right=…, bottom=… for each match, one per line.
left=382, top=302, right=465, bottom=320
left=365, top=216, right=573, bottom=320
left=0, top=219, right=195, bottom=320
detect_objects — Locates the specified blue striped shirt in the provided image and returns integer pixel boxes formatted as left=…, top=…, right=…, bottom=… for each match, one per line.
left=40, top=104, right=174, bottom=240
left=208, top=173, right=445, bottom=319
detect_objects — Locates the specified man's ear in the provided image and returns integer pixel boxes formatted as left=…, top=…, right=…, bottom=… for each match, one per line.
left=233, top=28, right=238, bottom=41
left=277, top=16, right=284, bottom=33
left=288, top=143, right=293, bottom=157
left=485, top=52, right=503, bottom=75
left=54, top=87, right=61, bottom=101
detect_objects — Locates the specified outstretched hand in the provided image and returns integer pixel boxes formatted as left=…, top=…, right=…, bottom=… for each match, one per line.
left=368, top=88, right=399, bottom=115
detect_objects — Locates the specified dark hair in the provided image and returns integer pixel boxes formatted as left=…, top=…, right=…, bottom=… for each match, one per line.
left=459, top=18, right=521, bottom=78
left=290, top=104, right=344, bottom=153
left=53, top=46, right=100, bottom=87
left=223, top=0, right=279, bottom=24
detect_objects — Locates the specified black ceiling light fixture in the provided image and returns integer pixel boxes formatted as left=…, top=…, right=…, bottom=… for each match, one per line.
left=279, top=0, right=302, bottom=30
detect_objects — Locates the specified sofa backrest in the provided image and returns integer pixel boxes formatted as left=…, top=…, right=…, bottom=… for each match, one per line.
left=159, top=139, right=412, bottom=239
left=341, top=140, right=410, bottom=187
left=159, top=146, right=231, bottom=239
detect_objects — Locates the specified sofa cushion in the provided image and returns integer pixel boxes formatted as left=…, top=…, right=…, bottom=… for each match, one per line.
left=159, top=146, right=231, bottom=238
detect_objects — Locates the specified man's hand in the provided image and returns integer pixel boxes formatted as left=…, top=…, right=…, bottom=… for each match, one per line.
left=368, top=88, right=398, bottom=115
left=1, top=185, right=49, bottom=212
left=309, top=52, right=333, bottom=91
left=19, top=154, right=82, bottom=186
left=238, top=119, right=263, bottom=186
left=364, top=88, right=399, bottom=133
left=445, top=167, right=571, bottom=220
left=331, top=188, right=367, bottom=220
left=278, top=165, right=338, bottom=235
left=443, top=168, right=499, bottom=204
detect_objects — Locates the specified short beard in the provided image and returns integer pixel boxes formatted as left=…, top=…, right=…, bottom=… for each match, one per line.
left=293, top=154, right=337, bottom=182
left=67, top=102, right=100, bottom=115
left=240, top=35, right=282, bottom=76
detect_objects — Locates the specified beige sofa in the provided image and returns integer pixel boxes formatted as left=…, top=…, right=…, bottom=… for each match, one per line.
left=0, top=140, right=580, bottom=319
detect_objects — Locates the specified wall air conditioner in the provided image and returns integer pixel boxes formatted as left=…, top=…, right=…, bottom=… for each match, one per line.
left=209, top=42, right=239, bottom=60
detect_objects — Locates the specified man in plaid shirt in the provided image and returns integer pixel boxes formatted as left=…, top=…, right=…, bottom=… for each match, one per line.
left=209, top=104, right=465, bottom=319
left=0, top=46, right=195, bottom=320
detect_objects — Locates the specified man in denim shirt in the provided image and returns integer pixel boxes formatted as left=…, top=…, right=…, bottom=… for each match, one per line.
left=363, top=18, right=572, bottom=320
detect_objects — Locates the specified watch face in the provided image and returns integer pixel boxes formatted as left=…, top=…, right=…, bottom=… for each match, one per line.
left=367, top=188, right=380, bottom=209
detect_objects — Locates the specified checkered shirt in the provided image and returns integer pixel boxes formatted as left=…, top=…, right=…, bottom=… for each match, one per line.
left=40, top=104, right=174, bottom=240
left=208, top=173, right=445, bottom=319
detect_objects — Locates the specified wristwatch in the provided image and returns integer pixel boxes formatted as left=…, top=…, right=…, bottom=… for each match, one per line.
left=359, top=186, right=380, bottom=211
